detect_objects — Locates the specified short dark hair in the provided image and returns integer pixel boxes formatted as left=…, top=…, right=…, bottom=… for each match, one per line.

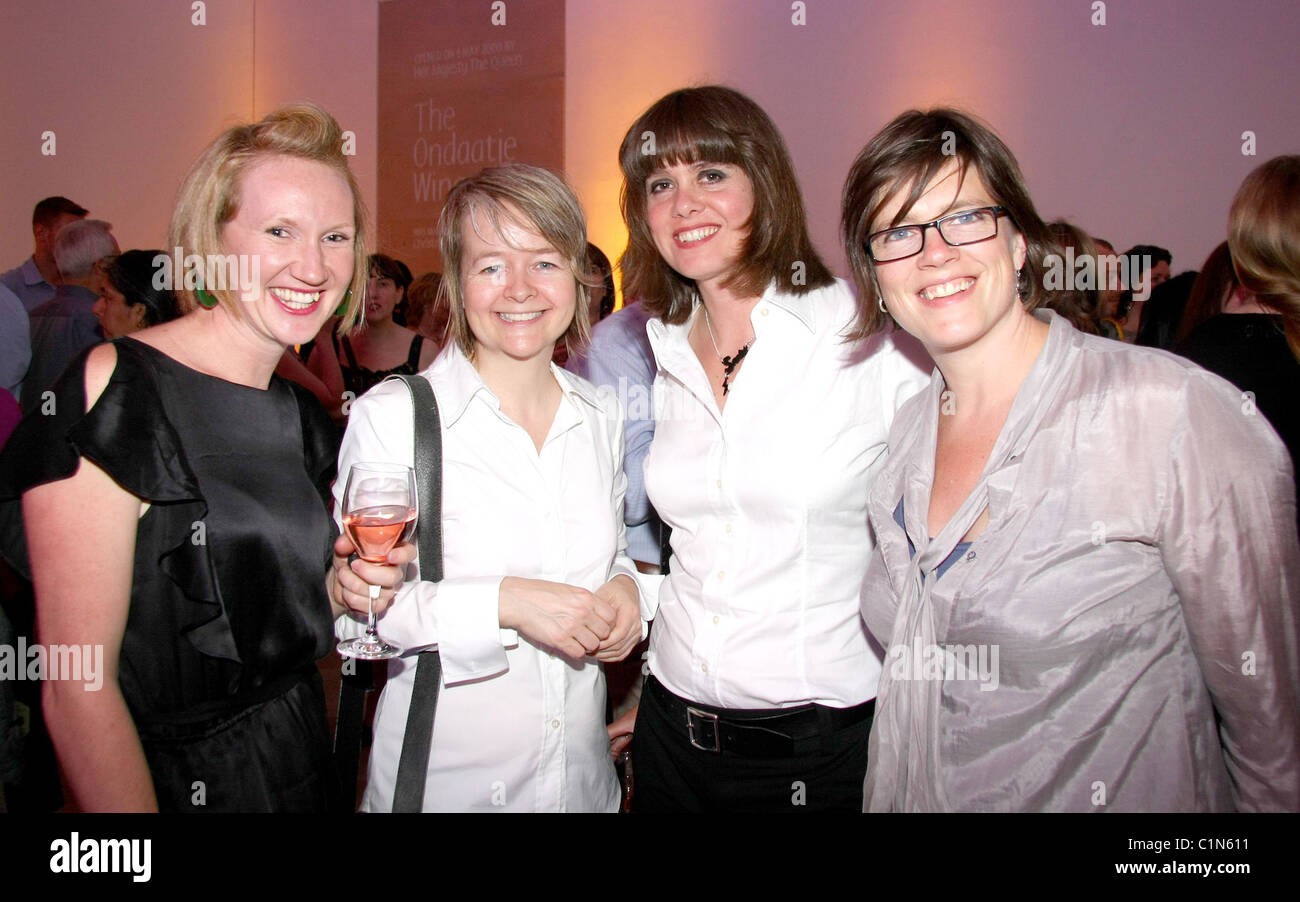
left=1124, top=245, right=1172, bottom=275
left=32, top=196, right=88, bottom=228
left=106, top=250, right=181, bottom=327
left=369, top=253, right=412, bottom=291
left=618, top=85, right=833, bottom=325
left=841, top=108, right=1055, bottom=339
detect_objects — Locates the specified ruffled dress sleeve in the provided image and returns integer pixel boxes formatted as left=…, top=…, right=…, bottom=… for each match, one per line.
left=0, top=340, right=242, bottom=676
left=0, top=342, right=193, bottom=575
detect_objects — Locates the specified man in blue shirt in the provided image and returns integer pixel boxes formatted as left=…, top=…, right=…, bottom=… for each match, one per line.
left=22, top=219, right=116, bottom=410
left=1, top=196, right=88, bottom=312
left=0, top=283, right=29, bottom=400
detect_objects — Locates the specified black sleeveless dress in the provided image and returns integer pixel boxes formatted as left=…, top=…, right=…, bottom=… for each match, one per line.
left=334, top=332, right=425, bottom=397
left=0, top=338, right=338, bottom=812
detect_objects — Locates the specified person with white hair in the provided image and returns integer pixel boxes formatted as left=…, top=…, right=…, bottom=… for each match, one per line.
left=22, top=219, right=118, bottom=409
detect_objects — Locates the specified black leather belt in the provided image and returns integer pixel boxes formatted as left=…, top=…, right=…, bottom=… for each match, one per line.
left=647, top=676, right=874, bottom=758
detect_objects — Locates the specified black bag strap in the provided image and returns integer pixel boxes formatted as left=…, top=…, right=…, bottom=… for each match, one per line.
left=334, top=650, right=374, bottom=810
left=388, top=374, right=443, bottom=813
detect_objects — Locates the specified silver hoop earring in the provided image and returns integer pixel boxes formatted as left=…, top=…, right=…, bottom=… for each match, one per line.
left=878, top=296, right=887, bottom=314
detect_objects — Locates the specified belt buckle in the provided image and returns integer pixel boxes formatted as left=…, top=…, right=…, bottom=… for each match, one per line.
left=686, top=706, right=720, bottom=753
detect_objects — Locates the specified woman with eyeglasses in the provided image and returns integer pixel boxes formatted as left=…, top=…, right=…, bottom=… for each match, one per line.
left=611, top=86, right=930, bottom=812
left=841, top=108, right=1300, bottom=811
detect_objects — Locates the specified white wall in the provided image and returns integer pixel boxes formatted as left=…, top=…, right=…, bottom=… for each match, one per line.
left=564, top=0, right=1300, bottom=292
left=0, top=0, right=377, bottom=264
left=4, top=0, right=1297, bottom=291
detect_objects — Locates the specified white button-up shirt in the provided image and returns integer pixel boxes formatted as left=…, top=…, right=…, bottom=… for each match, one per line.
left=643, top=279, right=931, bottom=709
left=335, top=345, right=641, bottom=812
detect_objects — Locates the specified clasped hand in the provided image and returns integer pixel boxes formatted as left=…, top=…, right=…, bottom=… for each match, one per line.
left=499, top=574, right=640, bottom=662
left=330, top=539, right=641, bottom=663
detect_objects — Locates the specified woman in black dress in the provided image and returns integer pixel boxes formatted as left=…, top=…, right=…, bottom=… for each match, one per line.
left=1179, top=158, right=1300, bottom=529
left=0, top=104, right=379, bottom=811
left=308, top=253, right=437, bottom=400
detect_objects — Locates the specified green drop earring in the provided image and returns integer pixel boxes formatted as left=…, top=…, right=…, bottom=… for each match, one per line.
left=334, top=288, right=353, bottom=317
left=196, top=289, right=218, bottom=309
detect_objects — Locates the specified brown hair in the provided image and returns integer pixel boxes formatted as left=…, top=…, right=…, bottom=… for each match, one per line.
left=618, top=85, right=832, bottom=324
left=1044, top=221, right=1101, bottom=334
left=1228, top=155, right=1300, bottom=360
left=369, top=253, right=412, bottom=292
left=167, top=102, right=369, bottom=329
left=841, top=108, right=1055, bottom=338
left=437, top=164, right=591, bottom=359
left=1175, top=242, right=1238, bottom=343
left=406, top=272, right=441, bottom=327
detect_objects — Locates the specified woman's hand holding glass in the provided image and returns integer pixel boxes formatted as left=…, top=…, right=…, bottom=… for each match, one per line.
left=330, top=532, right=416, bottom=620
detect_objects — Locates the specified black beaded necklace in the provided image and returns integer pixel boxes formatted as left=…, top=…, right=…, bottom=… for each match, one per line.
left=703, top=306, right=754, bottom=396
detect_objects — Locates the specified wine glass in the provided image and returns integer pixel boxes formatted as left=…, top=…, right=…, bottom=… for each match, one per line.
left=336, top=462, right=417, bottom=660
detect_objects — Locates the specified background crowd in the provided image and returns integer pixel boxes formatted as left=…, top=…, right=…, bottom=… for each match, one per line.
left=0, top=88, right=1296, bottom=813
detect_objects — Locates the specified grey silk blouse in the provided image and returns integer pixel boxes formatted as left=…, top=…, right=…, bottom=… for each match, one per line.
left=861, top=310, right=1300, bottom=812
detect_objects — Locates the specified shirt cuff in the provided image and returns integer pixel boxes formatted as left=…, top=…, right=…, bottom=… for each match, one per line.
left=333, top=575, right=511, bottom=684
left=609, top=559, right=663, bottom=636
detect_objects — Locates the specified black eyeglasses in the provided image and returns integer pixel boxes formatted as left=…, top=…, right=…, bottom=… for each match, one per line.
left=866, top=206, right=1009, bottom=263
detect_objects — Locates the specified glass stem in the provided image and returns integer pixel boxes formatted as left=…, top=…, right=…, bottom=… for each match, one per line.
left=365, top=583, right=380, bottom=639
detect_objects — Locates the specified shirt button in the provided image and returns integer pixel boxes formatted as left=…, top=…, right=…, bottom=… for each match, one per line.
left=701, top=663, right=709, bottom=673
left=713, top=615, right=720, bottom=625
left=966, top=551, right=976, bottom=562
left=715, top=479, right=722, bottom=489
left=551, top=719, right=560, bottom=729
left=725, top=523, right=733, bottom=534
left=717, top=571, right=726, bottom=580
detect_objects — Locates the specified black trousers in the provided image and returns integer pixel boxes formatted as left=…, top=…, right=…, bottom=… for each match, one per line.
left=630, top=677, right=871, bottom=813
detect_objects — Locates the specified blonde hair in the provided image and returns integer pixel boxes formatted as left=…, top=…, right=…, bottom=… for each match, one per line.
left=437, top=164, right=591, bottom=359
left=167, top=103, right=369, bottom=330
left=1229, top=155, right=1300, bottom=360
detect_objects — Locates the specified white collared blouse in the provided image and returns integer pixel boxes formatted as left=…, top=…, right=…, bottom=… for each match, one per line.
left=642, top=278, right=931, bottom=709
left=335, top=344, right=643, bottom=812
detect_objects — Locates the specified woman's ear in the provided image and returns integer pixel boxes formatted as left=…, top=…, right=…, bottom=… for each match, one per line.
left=130, top=302, right=149, bottom=329
left=1013, top=232, right=1028, bottom=272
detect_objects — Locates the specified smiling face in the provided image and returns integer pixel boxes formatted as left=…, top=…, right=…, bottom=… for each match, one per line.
left=459, top=205, right=577, bottom=367
left=871, top=159, right=1027, bottom=356
left=644, top=161, right=754, bottom=296
left=218, top=155, right=355, bottom=350
left=873, top=160, right=1024, bottom=358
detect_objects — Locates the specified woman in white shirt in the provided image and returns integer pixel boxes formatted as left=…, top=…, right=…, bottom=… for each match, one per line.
left=613, top=86, right=930, bottom=811
left=332, top=164, right=643, bottom=811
